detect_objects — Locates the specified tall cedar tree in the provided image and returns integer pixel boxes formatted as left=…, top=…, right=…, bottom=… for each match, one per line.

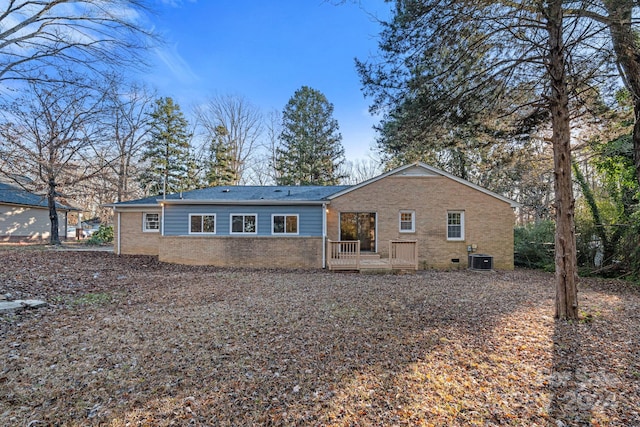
left=140, top=97, right=193, bottom=195
left=276, top=86, right=346, bottom=185
left=206, top=125, right=237, bottom=186
left=358, top=0, right=586, bottom=319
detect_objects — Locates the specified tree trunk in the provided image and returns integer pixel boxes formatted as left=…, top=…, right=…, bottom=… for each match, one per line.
left=634, top=105, right=640, bottom=188
left=604, top=0, right=640, bottom=188
left=117, top=154, right=127, bottom=202
left=47, top=178, right=61, bottom=246
left=546, top=0, right=579, bottom=320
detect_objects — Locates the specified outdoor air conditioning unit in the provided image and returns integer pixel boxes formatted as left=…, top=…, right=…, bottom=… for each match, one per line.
left=468, top=254, right=493, bottom=271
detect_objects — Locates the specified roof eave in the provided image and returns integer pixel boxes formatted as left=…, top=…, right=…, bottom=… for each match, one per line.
left=159, top=199, right=329, bottom=206
left=0, top=200, right=78, bottom=211
left=106, top=203, right=162, bottom=209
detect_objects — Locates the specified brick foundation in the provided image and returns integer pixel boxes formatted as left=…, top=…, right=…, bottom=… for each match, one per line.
left=159, top=235, right=324, bottom=268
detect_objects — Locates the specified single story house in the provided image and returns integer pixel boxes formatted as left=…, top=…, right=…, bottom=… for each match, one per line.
left=0, top=182, right=75, bottom=242
left=109, top=163, right=519, bottom=270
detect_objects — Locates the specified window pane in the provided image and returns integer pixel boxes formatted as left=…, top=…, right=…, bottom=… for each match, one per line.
left=448, top=225, right=461, bottom=238
left=203, top=215, right=215, bottom=233
left=273, top=215, right=285, bottom=233
left=400, top=211, right=413, bottom=231
left=145, top=213, right=159, bottom=230
left=244, top=215, right=256, bottom=233
left=190, top=215, right=202, bottom=233
left=285, top=215, right=298, bottom=233
left=447, top=212, right=462, bottom=239
left=448, top=212, right=461, bottom=225
left=232, top=215, right=243, bottom=233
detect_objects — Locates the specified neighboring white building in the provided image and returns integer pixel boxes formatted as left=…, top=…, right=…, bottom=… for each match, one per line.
left=0, top=182, right=76, bottom=242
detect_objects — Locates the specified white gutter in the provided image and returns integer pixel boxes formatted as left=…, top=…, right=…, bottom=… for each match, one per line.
left=322, top=202, right=327, bottom=269
left=161, top=203, right=165, bottom=236
left=117, top=211, right=121, bottom=255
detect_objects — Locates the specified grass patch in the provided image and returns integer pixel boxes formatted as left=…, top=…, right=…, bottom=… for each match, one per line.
left=71, top=292, right=113, bottom=306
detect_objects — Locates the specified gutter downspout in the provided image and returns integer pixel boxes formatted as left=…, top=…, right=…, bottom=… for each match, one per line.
left=161, top=203, right=165, bottom=236
left=322, top=203, right=327, bottom=269
left=117, top=211, right=121, bottom=255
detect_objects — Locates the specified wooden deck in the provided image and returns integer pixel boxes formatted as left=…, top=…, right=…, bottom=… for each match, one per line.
left=327, top=240, right=418, bottom=272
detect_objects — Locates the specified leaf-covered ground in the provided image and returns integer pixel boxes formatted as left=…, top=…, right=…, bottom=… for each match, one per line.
left=1, top=248, right=639, bottom=426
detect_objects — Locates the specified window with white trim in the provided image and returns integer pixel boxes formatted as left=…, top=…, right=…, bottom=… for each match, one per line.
left=189, top=214, right=216, bottom=234
left=143, top=213, right=159, bottom=232
left=231, top=214, right=257, bottom=234
left=272, top=214, right=298, bottom=235
left=399, top=210, right=415, bottom=233
left=447, top=211, right=464, bottom=240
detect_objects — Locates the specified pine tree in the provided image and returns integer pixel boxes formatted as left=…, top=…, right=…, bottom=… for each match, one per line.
left=205, top=125, right=237, bottom=186
left=139, top=97, right=193, bottom=195
left=276, top=86, right=345, bottom=185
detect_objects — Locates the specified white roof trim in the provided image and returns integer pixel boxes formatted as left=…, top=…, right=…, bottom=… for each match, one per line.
left=159, top=199, right=327, bottom=206
left=327, top=162, right=520, bottom=208
left=107, top=204, right=161, bottom=211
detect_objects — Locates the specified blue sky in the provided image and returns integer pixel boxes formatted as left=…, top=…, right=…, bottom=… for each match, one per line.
left=145, top=0, right=391, bottom=161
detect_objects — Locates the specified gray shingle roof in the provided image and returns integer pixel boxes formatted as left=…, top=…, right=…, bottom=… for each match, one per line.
left=0, top=182, right=76, bottom=210
left=114, top=185, right=351, bottom=205
left=113, top=195, right=162, bottom=206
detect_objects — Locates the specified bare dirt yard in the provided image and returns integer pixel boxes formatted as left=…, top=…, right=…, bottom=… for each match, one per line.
left=1, top=248, right=639, bottom=426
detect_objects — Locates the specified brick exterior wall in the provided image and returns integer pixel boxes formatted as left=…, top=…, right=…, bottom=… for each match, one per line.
left=158, top=236, right=324, bottom=268
left=116, top=211, right=161, bottom=256
left=327, top=175, right=515, bottom=270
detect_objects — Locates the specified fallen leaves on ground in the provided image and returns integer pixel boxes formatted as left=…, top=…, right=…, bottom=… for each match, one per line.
left=1, top=248, right=639, bottom=426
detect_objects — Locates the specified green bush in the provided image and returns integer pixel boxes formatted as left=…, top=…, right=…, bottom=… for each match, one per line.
left=514, top=220, right=555, bottom=271
left=86, top=225, right=114, bottom=245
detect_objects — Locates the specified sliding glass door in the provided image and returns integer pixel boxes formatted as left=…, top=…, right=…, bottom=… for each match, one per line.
left=339, top=212, right=376, bottom=252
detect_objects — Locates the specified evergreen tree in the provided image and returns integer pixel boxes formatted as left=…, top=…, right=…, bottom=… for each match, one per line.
left=205, top=125, right=237, bottom=186
left=139, top=97, right=193, bottom=195
left=276, top=86, right=345, bottom=185
left=358, top=0, right=588, bottom=319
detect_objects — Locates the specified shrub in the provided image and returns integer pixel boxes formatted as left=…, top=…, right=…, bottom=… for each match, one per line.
left=514, top=220, right=555, bottom=271
left=86, top=225, right=114, bottom=245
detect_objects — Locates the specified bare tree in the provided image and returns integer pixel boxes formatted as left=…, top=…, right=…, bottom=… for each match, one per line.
left=244, top=109, right=281, bottom=185
left=0, top=0, right=156, bottom=85
left=0, top=75, right=108, bottom=245
left=194, top=94, right=263, bottom=184
left=102, top=76, right=155, bottom=202
left=339, top=158, right=383, bottom=185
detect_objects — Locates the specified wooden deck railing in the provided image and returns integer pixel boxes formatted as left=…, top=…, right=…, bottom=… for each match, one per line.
left=327, top=240, right=360, bottom=270
left=327, top=239, right=418, bottom=271
left=389, top=240, right=418, bottom=270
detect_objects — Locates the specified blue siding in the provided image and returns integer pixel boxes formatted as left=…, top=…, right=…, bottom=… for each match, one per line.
left=163, top=204, right=324, bottom=236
